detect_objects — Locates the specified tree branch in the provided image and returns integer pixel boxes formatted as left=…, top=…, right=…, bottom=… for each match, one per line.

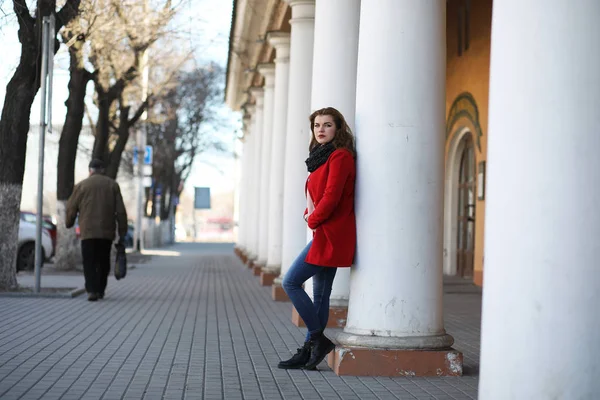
left=128, top=100, right=148, bottom=127
left=56, top=0, right=82, bottom=31
left=12, top=0, right=33, bottom=32
left=106, top=65, right=137, bottom=102
left=118, top=103, right=130, bottom=135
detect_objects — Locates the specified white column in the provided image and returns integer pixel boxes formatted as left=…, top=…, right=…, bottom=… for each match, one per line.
left=256, top=64, right=276, bottom=265
left=279, top=0, right=316, bottom=279
left=247, top=91, right=264, bottom=260
left=479, top=2, right=600, bottom=399
left=340, top=0, right=453, bottom=349
left=240, top=107, right=254, bottom=255
left=266, top=32, right=291, bottom=272
left=303, top=0, right=361, bottom=306
left=236, top=114, right=252, bottom=252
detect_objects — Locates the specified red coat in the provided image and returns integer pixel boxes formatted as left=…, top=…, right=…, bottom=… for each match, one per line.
left=304, top=148, right=356, bottom=267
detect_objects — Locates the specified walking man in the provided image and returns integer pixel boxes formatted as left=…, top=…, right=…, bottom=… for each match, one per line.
left=66, top=159, right=128, bottom=301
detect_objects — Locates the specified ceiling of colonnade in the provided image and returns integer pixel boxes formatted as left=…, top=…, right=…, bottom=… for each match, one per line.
left=226, top=0, right=291, bottom=112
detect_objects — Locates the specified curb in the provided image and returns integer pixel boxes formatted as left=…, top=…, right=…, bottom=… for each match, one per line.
left=70, top=287, right=86, bottom=297
left=0, top=286, right=86, bottom=299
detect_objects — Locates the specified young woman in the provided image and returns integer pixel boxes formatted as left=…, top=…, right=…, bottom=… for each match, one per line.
left=278, top=107, right=356, bottom=370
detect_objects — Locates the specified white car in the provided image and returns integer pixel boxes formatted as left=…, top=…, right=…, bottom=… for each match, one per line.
left=17, top=220, right=53, bottom=272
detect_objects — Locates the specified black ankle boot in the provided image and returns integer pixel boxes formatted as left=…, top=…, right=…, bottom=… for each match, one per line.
left=278, top=341, right=311, bottom=369
left=304, top=333, right=335, bottom=370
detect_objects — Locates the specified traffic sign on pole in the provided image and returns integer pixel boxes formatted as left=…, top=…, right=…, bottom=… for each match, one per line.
left=133, top=145, right=153, bottom=165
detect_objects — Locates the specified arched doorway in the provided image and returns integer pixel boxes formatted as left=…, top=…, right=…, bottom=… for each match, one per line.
left=456, top=135, right=475, bottom=277
left=443, top=128, right=476, bottom=278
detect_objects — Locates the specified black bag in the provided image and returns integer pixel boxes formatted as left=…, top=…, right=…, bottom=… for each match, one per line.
left=114, top=241, right=127, bottom=280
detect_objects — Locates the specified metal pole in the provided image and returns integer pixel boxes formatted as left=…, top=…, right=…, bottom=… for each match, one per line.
left=134, top=0, right=149, bottom=252
left=34, top=16, right=51, bottom=293
left=47, top=16, right=55, bottom=134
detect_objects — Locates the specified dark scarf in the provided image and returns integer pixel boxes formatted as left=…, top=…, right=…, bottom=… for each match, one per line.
left=305, top=142, right=336, bottom=172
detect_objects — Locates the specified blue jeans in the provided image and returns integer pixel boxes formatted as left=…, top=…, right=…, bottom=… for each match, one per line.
left=282, top=241, right=338, bottom=341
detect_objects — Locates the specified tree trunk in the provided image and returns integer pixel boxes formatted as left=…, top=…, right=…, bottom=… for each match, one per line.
left=54, top=201, right=80, bottom=271
left=55, top=47, right=91, bottom=271
left=105, top=107, right=131, bottom=179
left=92, top=95, right=111, bottom=162
left=0, top=28, right=41, bottom=290
left=0, top=0, right=81, bottom=289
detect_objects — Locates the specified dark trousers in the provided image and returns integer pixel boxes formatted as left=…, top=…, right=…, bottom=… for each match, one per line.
left=81, top=239, right=112, bottom=295
left=282, top=241, right=338, bottom=341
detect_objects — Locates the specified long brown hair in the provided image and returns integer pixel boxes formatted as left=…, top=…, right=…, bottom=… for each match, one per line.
left=309, top=107, right=356, bottom=157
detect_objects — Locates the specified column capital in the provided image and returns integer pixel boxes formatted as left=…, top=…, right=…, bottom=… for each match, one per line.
left=267, top=32, right=291, bottom=62
left=285, top=0, right=315, bottom=21
left=244, top=104, right=256, bottom=116
left=285, top=0, right=314, bottom=6
left=257, top=63, right=276, bottom=88
left=248, top=87, right=264, bottom=107
left=267, top=31, right=290, bottom=48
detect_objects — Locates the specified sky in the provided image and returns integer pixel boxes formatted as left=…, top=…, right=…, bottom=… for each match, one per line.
left=0, top=0, right=240, bottom=198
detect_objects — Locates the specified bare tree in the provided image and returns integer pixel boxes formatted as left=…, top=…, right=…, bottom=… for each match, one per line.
left=53, top=0, right=180, bottom=270
left=0, top=0, right=81, bottom=289
left=88, top=0, right=175, bottom=178
left=145, top=63, right=230, bottom=222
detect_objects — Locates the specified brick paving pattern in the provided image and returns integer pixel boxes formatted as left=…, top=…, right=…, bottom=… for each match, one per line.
left=0, top=243, right=481, bottom=399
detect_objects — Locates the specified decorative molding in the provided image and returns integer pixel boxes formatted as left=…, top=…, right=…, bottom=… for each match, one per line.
left=446, top=92, right=483, bottom=151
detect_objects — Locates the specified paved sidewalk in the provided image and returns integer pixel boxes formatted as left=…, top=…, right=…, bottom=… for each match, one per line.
left=0, top=243, right=481, bottom=400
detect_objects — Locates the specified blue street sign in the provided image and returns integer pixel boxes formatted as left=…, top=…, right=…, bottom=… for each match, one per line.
left=133, top=145, right=153, bottom=165
left=144, top=145, right=153, bottom=165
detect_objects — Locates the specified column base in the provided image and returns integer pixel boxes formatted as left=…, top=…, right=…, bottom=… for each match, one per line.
left=260, top=271, right=278, bottom=286
left=236, top=248, right=248, bottom=264
left=253, top=263, right=264, bottom=276
left=272, top=283, right=290, bottom=302
left=292, top=305, right=348, bottom=328
left=327, top=346, right=463, bottom=377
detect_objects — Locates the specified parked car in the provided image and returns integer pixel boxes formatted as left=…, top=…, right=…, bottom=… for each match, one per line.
left=20, top=211, right=56, bottom=257
left=17, top=220, right=53, bottom=271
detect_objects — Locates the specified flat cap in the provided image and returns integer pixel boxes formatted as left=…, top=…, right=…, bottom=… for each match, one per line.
left=89, top=159, right=105, bottom=169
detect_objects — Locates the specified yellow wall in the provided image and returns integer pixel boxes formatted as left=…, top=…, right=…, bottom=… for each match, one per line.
left=445, top=0, right=492, bottom=286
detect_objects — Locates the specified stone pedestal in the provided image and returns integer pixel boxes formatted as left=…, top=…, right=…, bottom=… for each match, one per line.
left=259, top=270, right=278, bottom=286
left=252, top=263, right=263, bottom=276
left=327, top=348, right=462, bottom=377
left=271, top=283, right=289, bottom=302
left=291, top=306, right=348, bottom=329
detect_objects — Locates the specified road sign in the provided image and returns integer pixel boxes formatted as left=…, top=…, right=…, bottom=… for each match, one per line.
left=194, top=187, right=211, bottom=209
left=144, top=146, right=153, bottom=165
left=133, top=145, right=153, bottom=165
left=142, top=176, right=152, bottom=187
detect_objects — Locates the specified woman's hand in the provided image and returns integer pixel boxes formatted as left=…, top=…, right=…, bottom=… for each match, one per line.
left=304, top=213, right=316, bottom=232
